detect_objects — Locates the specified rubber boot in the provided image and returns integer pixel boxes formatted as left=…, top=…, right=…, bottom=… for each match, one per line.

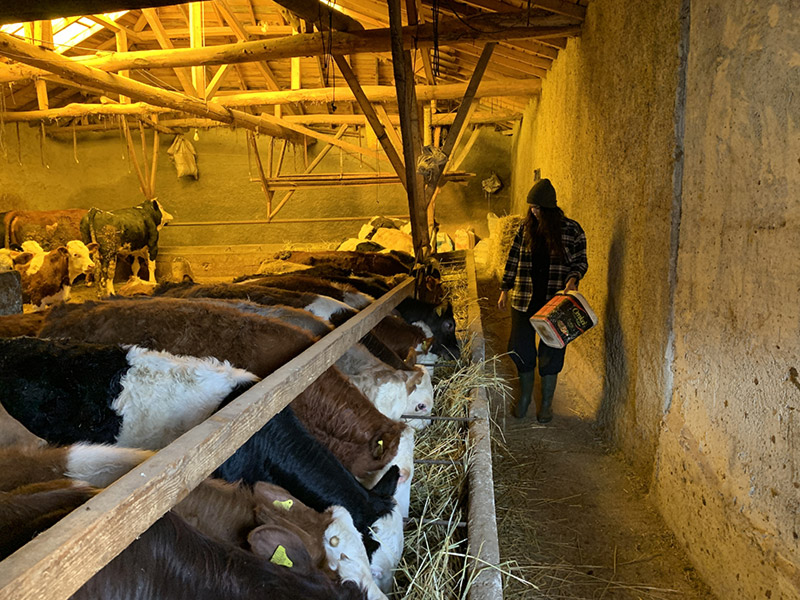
left=515, top=371, right=536, bottom=418
left=538, top=374, right=557, bottom=423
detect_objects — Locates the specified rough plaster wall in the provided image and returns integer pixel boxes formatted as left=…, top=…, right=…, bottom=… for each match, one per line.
left=655, top=1, right=800, bottom=598
left=510, top=0, right=683, bottom=476
left=0, top=124, right=508, bottom=248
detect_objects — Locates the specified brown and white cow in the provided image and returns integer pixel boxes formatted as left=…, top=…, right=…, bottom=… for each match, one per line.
left=3, top=208, right=87, bottom=250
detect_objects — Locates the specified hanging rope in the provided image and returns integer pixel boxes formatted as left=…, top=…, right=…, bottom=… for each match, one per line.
left=72, top=123, right=80, bottom=164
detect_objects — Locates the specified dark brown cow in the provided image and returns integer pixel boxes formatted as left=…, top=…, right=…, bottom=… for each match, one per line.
left=3, top=208, right=86, bottom=250
left=274, top=250, right=411, bottom=276
left=0, top=311, right=48, bottom=338
left=38, top=297, right=402, bottom=477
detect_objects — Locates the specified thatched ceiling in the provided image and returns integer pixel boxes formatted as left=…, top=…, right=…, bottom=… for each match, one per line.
left=0, top=0, right=587, bottom=133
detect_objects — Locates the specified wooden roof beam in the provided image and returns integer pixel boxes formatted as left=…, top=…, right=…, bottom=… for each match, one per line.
left=269, top=0, right=366, bottom=32
left=140, top=8, right=197, bottom=96
left=0, top=31, right=301, bottom=141
left=0, top=11, right=580, bottom=83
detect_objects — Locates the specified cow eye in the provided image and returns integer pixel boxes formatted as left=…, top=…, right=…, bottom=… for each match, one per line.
left=416, top=403, right=427, bottom=412
left=443, top=321, right=455, bottom=332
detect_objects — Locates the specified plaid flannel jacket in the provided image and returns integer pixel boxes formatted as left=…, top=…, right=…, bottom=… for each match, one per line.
left=501, top=218, right=588, bottom=312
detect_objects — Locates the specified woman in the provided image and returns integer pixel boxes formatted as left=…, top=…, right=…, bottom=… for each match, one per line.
left=497, top=178, right=587, bottom=422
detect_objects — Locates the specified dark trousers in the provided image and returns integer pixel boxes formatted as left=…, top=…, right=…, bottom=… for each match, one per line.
left=508, top=303, right=566, bottom=375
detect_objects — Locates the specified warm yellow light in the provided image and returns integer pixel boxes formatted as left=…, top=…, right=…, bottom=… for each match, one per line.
left=0, top=11, right=128, bottom=54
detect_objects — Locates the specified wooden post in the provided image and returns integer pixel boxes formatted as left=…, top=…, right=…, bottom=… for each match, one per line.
left=249, top=132, right=273, bottom=215
left=388, top=0, right=429, bottom=262
left=189, top=2, right=206, bottom=99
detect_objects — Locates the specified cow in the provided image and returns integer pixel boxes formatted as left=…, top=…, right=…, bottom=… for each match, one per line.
left=3, top=208, right=87, bottom=249
left=0, top=403, right=45, bottom=449
left=15, top=246, right=70, bottom=308
left=0, top=337, right=258, bottom=449
left=214, top=405, right=400, bottom=548
left=274, top=250, right=411, bottom=276
left=395, top=297, right=460, bottom=360
left=0, top=310, right=48, bottom=338
left=233, top=273, right=375, bottom=310
left=154, top=281, right=357, bottom=325
left=21, top=239, right=97, bottom=285
left=80, top=199, right=173, bottom=295
left=36, top=298, right=402, bottom=477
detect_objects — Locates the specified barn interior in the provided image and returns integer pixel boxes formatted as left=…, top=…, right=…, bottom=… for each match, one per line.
left=0, top=1, right=798, bottom=600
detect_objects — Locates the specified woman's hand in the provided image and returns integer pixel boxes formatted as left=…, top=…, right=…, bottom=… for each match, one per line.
left=497, top=290, right=508, bottom=310
left=565, top=277, right=578, bottom=292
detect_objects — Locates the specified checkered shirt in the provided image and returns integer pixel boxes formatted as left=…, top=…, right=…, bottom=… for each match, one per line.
left=501, top=218, right=588, bottom=312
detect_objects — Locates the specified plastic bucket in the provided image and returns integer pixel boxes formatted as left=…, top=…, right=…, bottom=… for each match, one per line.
left=530, top=291, right=598, bottom=349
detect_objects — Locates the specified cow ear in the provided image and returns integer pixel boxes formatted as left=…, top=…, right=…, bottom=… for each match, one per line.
left=12, top=251, right=34, bottom=265
left=434, top=302, right=447, bottom=316
left=55, top=247, right=69, bottom=257
left=248, top=525, right=313, bottom=575
left=87, top=242, right=100, bottom=252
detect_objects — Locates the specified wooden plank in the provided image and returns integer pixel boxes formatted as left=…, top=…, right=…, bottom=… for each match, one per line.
left=248, top=131, right=273, bottom=214
left=0, top=277, right=415, bottom=600
left=115, top=28, right=129, bottom=104
left=374, top=103, right=404, bottom=157
left=268, top=0, right=365, bottom=32
left=0, top=1, right=178, bottom=25
left=204, top=63, right=232, bottom=100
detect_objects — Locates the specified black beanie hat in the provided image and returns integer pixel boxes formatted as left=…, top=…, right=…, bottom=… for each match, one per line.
left=526, top=178, right=557, bottom=208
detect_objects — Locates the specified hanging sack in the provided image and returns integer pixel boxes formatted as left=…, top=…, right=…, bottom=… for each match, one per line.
left=530, top=291, right=598, bottom=348
left=167, top=134, right=199, bottom=180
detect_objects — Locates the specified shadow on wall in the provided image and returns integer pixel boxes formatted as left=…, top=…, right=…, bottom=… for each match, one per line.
left=598, top=217, right=629, bottom=434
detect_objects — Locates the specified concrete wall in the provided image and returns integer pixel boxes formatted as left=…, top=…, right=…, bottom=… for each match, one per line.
left=510, top=0, right=800, bottom=598
left=510, top=0, right=684, bottom=475
left=655, top=1, right=800, bottom=598
left=0, top=123, right=510, bottom=248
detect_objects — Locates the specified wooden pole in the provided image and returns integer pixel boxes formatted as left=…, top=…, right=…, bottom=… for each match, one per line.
left=0, top=32, right=303, bottom=142
left=0, top=13, right=580, bottom=83
left=388, top=0, right=429, bottom=262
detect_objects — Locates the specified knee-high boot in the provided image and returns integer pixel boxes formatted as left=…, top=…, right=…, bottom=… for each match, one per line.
left=515, top=371, right=536, bottom=418
left=538, top=374, right=557, bottom=423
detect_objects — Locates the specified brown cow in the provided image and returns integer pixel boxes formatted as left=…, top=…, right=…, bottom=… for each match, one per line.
left=38, top=298, right=402, bottom=477
left=3, top=208, right=87, bottom=250
left=274, top=250, right=411, bottom=276
left=15, top=246, right=71, bottom=308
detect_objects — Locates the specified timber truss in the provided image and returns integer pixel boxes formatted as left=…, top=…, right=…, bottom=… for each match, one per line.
left=0, top=0, right=587, bottom=258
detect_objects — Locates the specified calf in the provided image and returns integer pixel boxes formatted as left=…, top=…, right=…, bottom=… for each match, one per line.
left=274, top=250, right=411, bottom=276
left=395, top=298, right=460, bottom=360
left=0, top=479, right=98, bottom=560
left=215, top=406, right=399, bottom=543
left=234, top=274, right=374, bottom=310
left=38, top=298, right=400, bottom=476
left=0, top=310, right=48, bottom=338
left=14, top=246, right=70, bottom=308
left=80, top=199, right=173, bottom=295
left=0, top=337, right=257, bottom=449
left=0, top=443, right=153, bottom=491
left=3, top=208, right=86, bottom=249
left=74, top=511, right=367, bottom=600
left=154, top=281, right=357, bottom=325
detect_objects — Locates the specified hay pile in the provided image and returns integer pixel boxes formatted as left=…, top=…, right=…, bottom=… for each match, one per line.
left=487, top=215, right=523, bottom=281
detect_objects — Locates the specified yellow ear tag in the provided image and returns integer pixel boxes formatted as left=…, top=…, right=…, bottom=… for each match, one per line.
left=273, top=499, right=293, bottom=511
left=378, top=439, right=384, bottom=450
left=270, top=545, right=293, bottom=568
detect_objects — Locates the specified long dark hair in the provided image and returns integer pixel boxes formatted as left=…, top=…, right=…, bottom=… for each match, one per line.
left=523, top=206, right=565, bottom=259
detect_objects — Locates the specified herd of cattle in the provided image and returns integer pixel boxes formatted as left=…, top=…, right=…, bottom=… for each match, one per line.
left=0, top=235, right=462, bottom=599
left=0, top=199, right=173, bottom=305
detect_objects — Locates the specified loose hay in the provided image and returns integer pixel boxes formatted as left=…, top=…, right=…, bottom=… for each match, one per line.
left=392, top=253, right=519, bottom=599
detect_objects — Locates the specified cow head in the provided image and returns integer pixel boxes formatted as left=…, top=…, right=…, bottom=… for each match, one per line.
left=150, top=199, right=174, bottom=230
left=65, top=240, right=97, bottom=284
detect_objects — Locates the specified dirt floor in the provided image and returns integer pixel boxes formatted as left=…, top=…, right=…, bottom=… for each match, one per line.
left=477, top=277, right=717, bottom=600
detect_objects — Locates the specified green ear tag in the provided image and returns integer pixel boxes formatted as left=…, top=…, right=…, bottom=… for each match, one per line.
left=270, top=545, right=293, bottom=568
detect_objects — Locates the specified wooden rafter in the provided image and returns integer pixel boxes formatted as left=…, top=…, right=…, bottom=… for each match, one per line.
left=0, top=11, right=580, bottom=84
left=426, top=42, right=495, bottom=204
left=189, top=3, right=206, bottom=99
left=140, top=8, right=197, bottom=96
left=0, top=31, right=302, bottom=140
